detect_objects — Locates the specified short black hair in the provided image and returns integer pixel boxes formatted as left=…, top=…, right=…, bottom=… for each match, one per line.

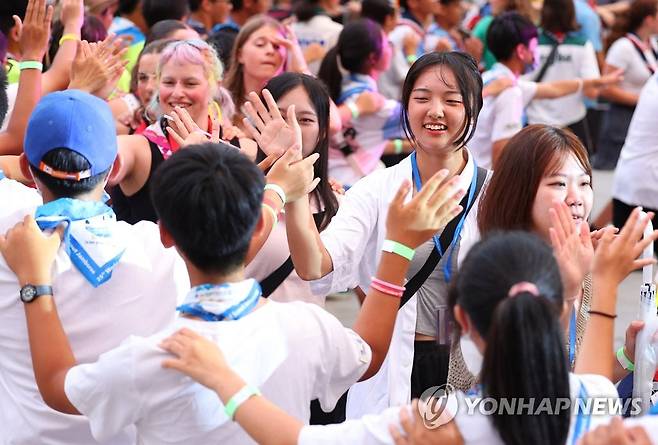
left=118, top=0, right=141, bottom=14
left=0, top=0, right=27, bottom=36
left=151, top=143, right=265, bottom=275
left=231, top=0, right=244, bottom=11
left=360, top=0, right=395, bottom=26
left=487, top=11, right=538, bottom=62
left=145, top=19, right=191, bottom=44
left=0, top=66, right=8, bottom=127
left=30, top=149, right=111, bottom=199
left=189, top=0, right=202, bottom=12
left=401, top=51, right=483, bottom=149
left=142, top=0, right=190, bottom=28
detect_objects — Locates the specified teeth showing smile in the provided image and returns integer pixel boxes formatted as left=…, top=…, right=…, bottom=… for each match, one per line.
left=423, top=123, right=447, bottom=131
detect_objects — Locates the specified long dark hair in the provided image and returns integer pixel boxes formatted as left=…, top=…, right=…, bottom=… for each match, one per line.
left=400, top=52, right=483, bottom=150
left=478, top=125, right=592, bottom=236
left=261, top=72, right=338, bottom=230
left=317, top=19, right=384, bottom=103
left=449, top=231, right=571, bottom=445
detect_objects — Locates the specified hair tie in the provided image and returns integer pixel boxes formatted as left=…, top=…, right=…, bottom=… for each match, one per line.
left=508, top=282, right=539, bottom=298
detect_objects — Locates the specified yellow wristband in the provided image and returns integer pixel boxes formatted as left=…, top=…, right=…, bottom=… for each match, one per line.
left=59, top=33, right=80, bottom=46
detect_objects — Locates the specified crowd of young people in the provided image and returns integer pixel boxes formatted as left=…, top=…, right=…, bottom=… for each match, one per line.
left=0, top=0, right=657, bottom=443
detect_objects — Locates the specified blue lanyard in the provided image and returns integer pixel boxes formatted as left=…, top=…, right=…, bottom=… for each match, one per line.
left=177, top=281, right=262, bottom=322
left=569, top=308, right=577, bottom=367
left=410, top=151, right=478, bottom=283
left=571, top=382, right=591, bottom=445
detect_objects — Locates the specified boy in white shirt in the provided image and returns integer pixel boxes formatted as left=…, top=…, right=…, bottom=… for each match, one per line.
left=469, top=12, right=619, bottom=169
left=0, top=139, right=465, bottom=444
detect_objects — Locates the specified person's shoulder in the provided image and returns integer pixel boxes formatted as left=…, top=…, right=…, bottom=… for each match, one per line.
left=569, top=373, right=618, bottom=398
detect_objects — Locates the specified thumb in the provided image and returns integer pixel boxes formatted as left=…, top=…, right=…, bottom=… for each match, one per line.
left=52, top=223, right=66, bottom=242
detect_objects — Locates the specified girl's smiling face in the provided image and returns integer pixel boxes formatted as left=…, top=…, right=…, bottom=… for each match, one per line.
left=407, top=66, right=467, bottom=155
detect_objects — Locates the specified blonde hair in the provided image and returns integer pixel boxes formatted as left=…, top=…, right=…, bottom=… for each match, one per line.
left=148, top=39, right=224, bottom=118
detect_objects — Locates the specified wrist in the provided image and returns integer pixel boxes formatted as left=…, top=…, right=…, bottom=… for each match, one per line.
left=18, top=274, right=52, bottom=287
left=381, top=238, right=415, bottom=261
left=63, top=24, right=82, bottom=35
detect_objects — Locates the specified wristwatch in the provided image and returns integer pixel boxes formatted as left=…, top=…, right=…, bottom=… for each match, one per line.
left=19, top=284, right=53, bottom=303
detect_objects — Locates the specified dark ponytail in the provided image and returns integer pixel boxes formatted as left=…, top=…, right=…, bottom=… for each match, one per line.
left=451, top=232, right=571, bottom=445
left=317, top=19, right=384, bottom=103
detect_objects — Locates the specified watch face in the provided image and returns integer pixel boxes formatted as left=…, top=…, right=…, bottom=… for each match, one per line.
left=20, top=285, right=37, bottom=303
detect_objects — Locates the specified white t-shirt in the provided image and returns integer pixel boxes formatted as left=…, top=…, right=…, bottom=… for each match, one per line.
left=469, top=63, right=537, bottom=169
left=292, top=15, right=342, bottom=76
left=311, top=152, right=485, bottom=419
left=525, top=33, right=600, bottom=126
left=606, top=36, right=658, bottom=96
left=64, top=301, right=372, bottom=444
left=297, top=373, right=619, bottom=445
left=0, top=176, right=42, bottom=219
left=612, top=74, right=658, bottom=208
left=0, top=205, right=189, bottom=445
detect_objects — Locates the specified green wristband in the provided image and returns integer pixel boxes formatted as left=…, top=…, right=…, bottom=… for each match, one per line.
left=616, top=346, right=635, bottom=371
left=406, top=54, right=418, bottom=65
left=225, top=385, right=261, bottom=420
left=19, top=60, right=43, bottom=72
left=393, top=139, right=403, bottom=155
left=382, top=239, right=415, bottom=261
left=347, top=101, right=359, bottom=120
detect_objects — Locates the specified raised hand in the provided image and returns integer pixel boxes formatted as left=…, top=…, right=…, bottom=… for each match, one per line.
left=592, top=207, right=658, bottom=285
left=549, top=201, right=594, bottom=301
left=0, top=215, right=63, bottom=286
left=166, top=106, right=221, bottom=147
left=243, top=90, right=302, bottom=157
left=386, top=171, right=465, bottom=249
left=69, top=38, right=127, bottom=99
left=15, top=0, right=54, bottom=62
left=266, top=145, right=320, bottom=203
left=59, top=0, right=84, bottom=31
left=160, top=328, right=229, bottom=390
left=272, top=25, right=310, bottom=74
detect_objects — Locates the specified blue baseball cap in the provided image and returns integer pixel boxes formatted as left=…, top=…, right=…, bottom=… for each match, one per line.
left=24, top=90, right=117, bottom=181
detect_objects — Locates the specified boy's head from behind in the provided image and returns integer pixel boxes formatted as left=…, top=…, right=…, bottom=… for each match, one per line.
left=151, top=143, right=264, bottom=276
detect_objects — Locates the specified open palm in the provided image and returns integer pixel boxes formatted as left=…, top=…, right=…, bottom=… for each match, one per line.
left=243, top=89, right=302, bottom=157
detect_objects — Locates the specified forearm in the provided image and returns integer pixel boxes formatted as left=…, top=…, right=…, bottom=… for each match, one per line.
left=210, top=368, right=303, bottom=445
left=285, top=197, right=333, bottom=280
left=43, top=25, right=80, bottom=93
left=0, top=68, right=42, bottom=155
left=535, top=79, right=581, bottom=99
left=245, top=189, right=282, bottom=264
left=24, top=295, right=80, bottom=414
left=575, top=278, right=616, bottom=379
left=329, top=100, right=342, bottom=137
left=600, top=86, right=638, bottom=107
left=353, top=252, right=409, bottom=380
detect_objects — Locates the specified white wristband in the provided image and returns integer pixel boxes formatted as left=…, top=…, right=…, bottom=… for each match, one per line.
left=264, top=183, right=286, bottom=205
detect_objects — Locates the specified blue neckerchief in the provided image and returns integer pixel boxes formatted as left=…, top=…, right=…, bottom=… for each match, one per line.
left=410, top=152, right=478, bottom=283
left=571, top=382, right=592, bottom=445
left=35, top=199, right=125, bottom=287
left=569, top=308, right=577, bottom=367
left=0, top=169, right=5, bottom=180
left=177, top=279, right=262, bottom=322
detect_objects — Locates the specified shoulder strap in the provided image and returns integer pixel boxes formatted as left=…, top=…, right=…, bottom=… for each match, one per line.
left=399, top=166, right=487, bottom=309
left=535, top=34, right=561, bottom=83
left=626, top=34, right=657, bottom=75
left=260, top=212, right=325, bottom=298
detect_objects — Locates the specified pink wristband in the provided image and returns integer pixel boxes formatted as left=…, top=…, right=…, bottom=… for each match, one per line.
left=370, top=281, right=404, bottom=298
left=371, top=277, right=405, bottom=292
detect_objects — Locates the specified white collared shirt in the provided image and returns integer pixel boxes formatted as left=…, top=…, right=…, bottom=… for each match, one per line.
left=311, top=151, right=486, bottom=418
left=0, top=176, right=42, bottom=219
left=64, top=301, right=371, bottom=444
left=0, top=206, right=189, bottom=445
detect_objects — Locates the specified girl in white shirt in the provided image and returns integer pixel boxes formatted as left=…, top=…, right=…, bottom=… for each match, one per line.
left=161, top=215, right=658, bottom=445
left=595, top=0, right=658, bottom=170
